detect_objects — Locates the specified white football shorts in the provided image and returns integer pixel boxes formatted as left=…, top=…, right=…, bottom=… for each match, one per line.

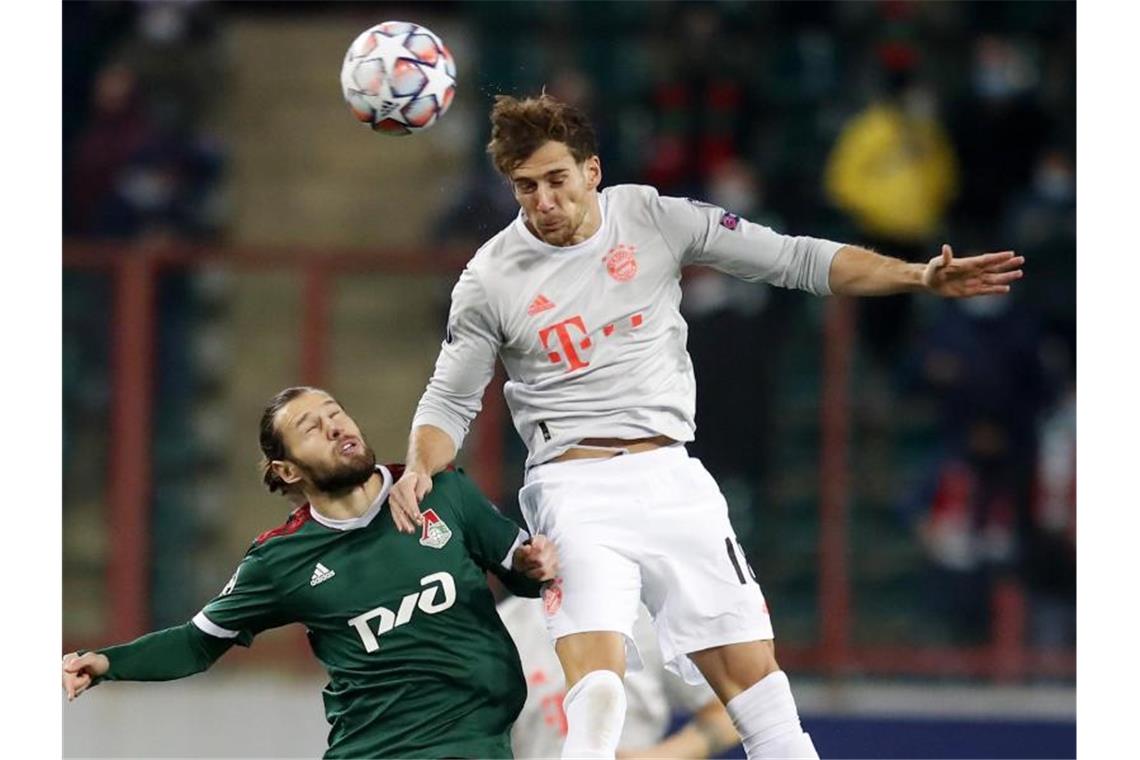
left=518, top=444, right=774, bottom=685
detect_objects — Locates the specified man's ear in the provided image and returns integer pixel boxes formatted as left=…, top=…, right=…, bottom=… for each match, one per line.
left=584, top=155, right=602, bottom=190
left=271, top=460, right=303, bottom=487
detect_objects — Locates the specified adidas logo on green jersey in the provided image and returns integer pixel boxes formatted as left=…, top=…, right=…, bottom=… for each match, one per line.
left=310, top=562, right=336, bottom=587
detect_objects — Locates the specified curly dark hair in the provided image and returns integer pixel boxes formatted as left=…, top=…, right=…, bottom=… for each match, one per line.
left=486, top=93, right=598, bottom=177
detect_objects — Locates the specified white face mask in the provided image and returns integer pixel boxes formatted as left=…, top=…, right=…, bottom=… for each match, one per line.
left=140, top=4, right=188, bottom=44
left=708, top=172, right=759, bottom=217
left=1034, top=167, right=1075, bottom=204
left=119, top=167, right=175, bottom=210
left=902, top=87, right=936, bottom=120
left=959, top=294, right=1011, bottom=318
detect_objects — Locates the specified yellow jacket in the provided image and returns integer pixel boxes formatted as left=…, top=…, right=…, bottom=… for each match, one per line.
left=824, top=103, right=958, bottom=243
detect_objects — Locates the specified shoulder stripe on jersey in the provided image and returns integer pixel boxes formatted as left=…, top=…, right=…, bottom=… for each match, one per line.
left=500, top=528, right=528, bottom=571
left=254, top=504, right=312, bottom=545
left=192, top=611, right=240, bottom=639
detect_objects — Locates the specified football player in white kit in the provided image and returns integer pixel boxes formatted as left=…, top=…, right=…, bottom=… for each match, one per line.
left=389, top=94, right=1024, bottom=759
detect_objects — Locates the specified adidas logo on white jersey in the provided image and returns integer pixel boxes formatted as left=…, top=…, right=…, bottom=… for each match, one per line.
left=310, top=562, right=336, bottom=587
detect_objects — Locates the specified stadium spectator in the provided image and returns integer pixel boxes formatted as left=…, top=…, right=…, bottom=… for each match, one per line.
left=824, top=50, right=959, bottom=364
left=901, top=296, right=1047, bottom=640
left=1004, top=147, right=1076, bottom=346
left=950, top=35, right=1051, bottom=239
left=67, top=62, right=156, bottom=235
left=1025, top=382, right=1076, bottom=647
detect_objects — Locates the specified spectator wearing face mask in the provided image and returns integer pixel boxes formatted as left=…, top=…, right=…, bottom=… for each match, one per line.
left=950, top=35, right=1051, bottom=237
left=1004, top=148, right=1076, bottom=342
left=823, top=47, right=959, bottom=365
left=899, top=294, right=1048, bottom=641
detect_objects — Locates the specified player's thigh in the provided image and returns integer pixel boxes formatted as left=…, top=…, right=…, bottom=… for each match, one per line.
left=537, top=538, right=641, bottom=654
left=519, top=474, right=643, bottom=647
left=688, top=638, right=780, bottom=704
left=639, top=454, right=774, bottom=680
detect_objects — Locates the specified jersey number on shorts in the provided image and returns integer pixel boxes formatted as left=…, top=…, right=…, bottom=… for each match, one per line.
left=725, top=538, right=757, bottom=585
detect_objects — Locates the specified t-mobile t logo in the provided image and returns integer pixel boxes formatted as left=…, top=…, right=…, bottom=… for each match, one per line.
left=538, top=313, right=645, bottom=373
left=539, top=316, right=592, bottom=371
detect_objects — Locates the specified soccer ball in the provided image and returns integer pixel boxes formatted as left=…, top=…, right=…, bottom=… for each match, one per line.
left=340, top=21, right=457, bottom=136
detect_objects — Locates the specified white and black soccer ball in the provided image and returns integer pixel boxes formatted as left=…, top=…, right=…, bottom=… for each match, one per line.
left=340, top=21, right=457, bottom=136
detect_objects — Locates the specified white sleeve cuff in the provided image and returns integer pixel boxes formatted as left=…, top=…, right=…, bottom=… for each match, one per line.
left=499, top=528, right=529, bottom=571
left=192, top=611, right=240, bottom=639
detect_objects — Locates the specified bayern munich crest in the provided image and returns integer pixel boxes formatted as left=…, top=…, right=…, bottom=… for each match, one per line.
left=604, top=244, right=638, bottom=282
left=418, top=509, right=453, bottom=549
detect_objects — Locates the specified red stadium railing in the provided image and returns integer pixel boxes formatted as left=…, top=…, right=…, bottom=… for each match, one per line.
left=62, top=240, right=1074, bottom=681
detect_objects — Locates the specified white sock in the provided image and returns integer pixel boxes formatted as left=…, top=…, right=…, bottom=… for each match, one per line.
left=560, top=669, right=627, bottom=759
left=725, top=670, right=819, bottom=759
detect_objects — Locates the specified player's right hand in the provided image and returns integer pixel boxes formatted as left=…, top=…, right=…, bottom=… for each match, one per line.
left=389, top=469, right=431, bottom=534
left=62, top=651, right=109, bottom=702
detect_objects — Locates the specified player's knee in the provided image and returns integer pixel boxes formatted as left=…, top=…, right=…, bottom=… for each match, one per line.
left=757, top=639, right=780, bottom=677
left=564, top=669, right=626, bottom=713
left=562, top=669, right=627, bottom=756
left=691, top=639, right=781, bottom=700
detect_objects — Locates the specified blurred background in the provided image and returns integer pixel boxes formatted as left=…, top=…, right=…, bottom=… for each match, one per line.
left=61, top=1, right=1075, bottom=757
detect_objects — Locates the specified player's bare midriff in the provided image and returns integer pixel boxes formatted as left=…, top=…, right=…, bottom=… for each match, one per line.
left=551, top=434, right=677, bottom=462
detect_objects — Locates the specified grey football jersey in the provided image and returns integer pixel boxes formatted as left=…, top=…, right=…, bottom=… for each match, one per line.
left=413, top=184, right=841, bottom=467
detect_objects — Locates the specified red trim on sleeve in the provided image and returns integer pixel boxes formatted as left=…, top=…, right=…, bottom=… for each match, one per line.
left=254, top=504, right=313, bottom=545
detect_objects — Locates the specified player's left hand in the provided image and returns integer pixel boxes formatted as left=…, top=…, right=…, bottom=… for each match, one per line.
left=62, top=651, right=109, bottom=702
left=513, top=534, right=559, bottom=582
left=923, top=244, right=1024, bottom=298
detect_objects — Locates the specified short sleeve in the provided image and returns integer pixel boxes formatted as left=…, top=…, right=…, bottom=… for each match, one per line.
left=193, top=552, right=288, bottom=647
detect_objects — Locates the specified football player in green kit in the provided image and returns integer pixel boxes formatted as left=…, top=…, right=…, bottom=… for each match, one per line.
left=62, top=386, right=559, bottom=759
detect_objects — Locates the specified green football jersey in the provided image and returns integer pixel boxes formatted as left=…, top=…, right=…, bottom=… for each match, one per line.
left=193, top=465, right=536, bottom=759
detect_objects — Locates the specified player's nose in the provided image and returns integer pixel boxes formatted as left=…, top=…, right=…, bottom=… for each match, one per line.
left=535, top=188, right=556, bottom=211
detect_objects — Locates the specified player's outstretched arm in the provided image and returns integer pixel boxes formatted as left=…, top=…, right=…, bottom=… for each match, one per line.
left=62, top=651, right=109, bottom=702
left=390, top=425, right=458, bottom=534
left=61, top=623, right=235, bottom=702
left=828, top=243, right=1024, bottom=297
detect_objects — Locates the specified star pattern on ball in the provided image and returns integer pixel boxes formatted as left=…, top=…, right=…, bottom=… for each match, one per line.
left=340, top=22, right=457, bottom=135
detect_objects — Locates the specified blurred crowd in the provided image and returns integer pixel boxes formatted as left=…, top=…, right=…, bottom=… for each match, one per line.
left=63, top=0, right=232, bottom=627
left=63, top=1, right=1075, bottom=652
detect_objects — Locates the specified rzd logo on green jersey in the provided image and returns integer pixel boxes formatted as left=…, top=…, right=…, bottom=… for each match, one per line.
left=347, top=572, right=456, bottom=653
